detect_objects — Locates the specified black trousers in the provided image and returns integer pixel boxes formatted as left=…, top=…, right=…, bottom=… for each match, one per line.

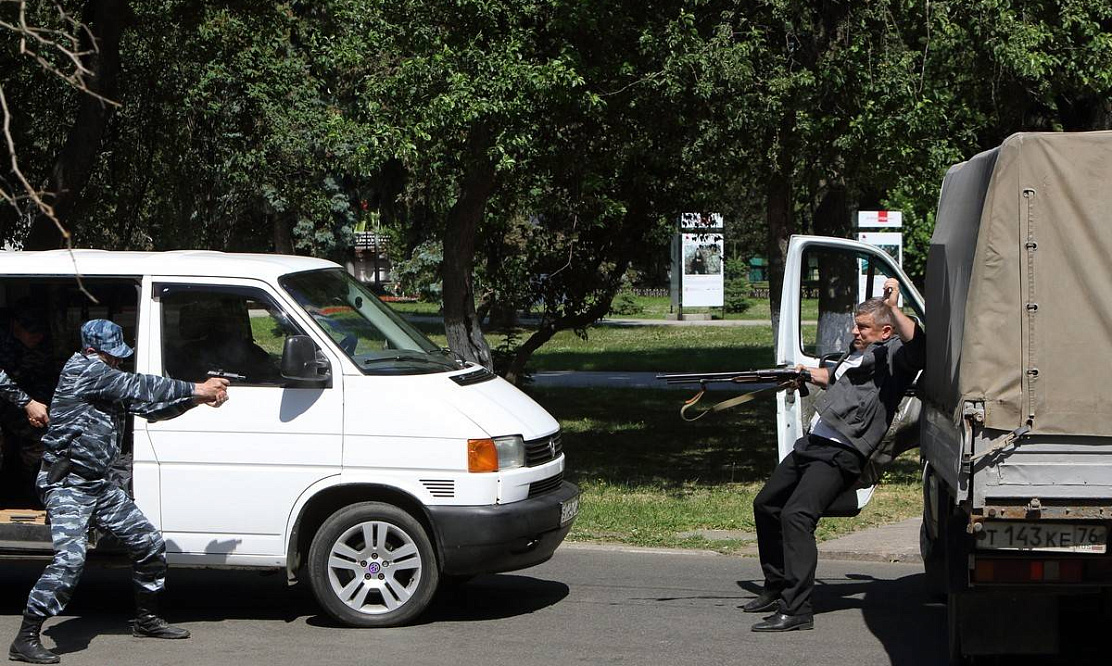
left=752, top=435, right=864, bottom=616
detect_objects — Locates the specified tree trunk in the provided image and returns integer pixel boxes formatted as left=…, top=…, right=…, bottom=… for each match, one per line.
left=812, top=183, right=855, bottom=357
left=272, top=212, right=294, bottom=254
left=24, top=0, right=131, bottom=250
left=765, top=170, right=793, bottom=348
left=765, top=114, right=797, bottom=349
left=441, top=127, right=496, bottom=369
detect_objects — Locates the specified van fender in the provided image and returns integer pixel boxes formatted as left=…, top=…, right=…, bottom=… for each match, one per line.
left=283, top=472, right=441, bottom=584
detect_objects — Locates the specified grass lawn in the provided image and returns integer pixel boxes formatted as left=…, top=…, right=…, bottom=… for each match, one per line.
left=527, top=387, right=922, bottom=553
left=612, top=294, right=820, bottom=321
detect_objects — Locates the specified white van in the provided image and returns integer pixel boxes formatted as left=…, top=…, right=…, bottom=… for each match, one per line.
left=0, top=250, right=579, bottom=627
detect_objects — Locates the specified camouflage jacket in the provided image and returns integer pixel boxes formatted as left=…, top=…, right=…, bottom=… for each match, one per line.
left=41, top=353, right=195, bottom=479
left=0, top=369, right=30, bottom=408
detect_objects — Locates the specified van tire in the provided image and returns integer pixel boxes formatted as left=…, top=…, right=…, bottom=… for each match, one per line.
left=307, top=502, right=439, bottom=627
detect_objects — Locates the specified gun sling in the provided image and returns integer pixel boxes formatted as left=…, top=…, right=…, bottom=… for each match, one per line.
left=679, top=380, right=800, bottom=422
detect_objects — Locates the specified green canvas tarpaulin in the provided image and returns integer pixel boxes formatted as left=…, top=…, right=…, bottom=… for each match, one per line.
left=925, top=131, right=1112, bottom=436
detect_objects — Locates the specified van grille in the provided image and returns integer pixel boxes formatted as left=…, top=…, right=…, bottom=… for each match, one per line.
left=421, top=479, right=455, bottom=498
left=528, top=472, right=563, bottom=498
left=525, top=432, right=562, bottom=467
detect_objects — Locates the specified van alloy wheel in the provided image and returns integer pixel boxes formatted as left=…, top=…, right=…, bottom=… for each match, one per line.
left=327, top=520, right=422, bottom=614
left=308, top=502, right=439, bottom=627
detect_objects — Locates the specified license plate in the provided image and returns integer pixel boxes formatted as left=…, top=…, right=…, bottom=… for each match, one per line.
left=559, top=497, right=580, bottom=526
left=978, top=522, right=1107, bottom=553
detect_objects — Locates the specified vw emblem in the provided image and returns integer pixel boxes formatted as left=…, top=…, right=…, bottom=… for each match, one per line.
left=547, top=438, right=556, bottom=458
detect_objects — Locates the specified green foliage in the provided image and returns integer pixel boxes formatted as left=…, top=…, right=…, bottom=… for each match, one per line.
left=5, top=0, right=1112, bottom=362
left=723, top=257, right=752, bottom=314
left=608, top=291, right=644, bottom=317
left=391, top=240, right=443, bottom=301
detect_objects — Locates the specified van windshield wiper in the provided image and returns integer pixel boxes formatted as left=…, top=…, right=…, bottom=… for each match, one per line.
left=362, top=353, right=455, bottom=369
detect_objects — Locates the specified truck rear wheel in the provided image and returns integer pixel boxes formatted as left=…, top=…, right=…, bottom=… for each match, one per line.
left=920, top=462, right=946, bottom=600
left=307, top=502, right=439, bottom=627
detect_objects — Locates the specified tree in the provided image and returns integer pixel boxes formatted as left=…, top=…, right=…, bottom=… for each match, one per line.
left=1, top=0, right=107, bottom=248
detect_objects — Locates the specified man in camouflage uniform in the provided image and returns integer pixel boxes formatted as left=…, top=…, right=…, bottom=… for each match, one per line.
left=9, top=320, right=229, bottom=665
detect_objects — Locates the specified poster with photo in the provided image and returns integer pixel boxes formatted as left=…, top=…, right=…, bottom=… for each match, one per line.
left=856, top=231, right=903, bottom=303
left=682, top=233, right=724, bottom=306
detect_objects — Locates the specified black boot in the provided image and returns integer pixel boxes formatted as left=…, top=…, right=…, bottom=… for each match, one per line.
left=8, top=614, right=60, bottom=664
left=132, top=592, right=190, bottom=640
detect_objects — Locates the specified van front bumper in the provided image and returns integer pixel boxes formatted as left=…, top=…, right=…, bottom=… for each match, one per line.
left=428, top=481, right=579, bottom=576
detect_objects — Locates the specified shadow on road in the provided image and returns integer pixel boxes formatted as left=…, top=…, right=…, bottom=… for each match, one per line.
left=738, top=571, right=1111, bottom=666
left=0, top=561, right=569, bottom=636
left=422, top=574, right=569, bottom=623
left=737, top=571, right=946, bottom=666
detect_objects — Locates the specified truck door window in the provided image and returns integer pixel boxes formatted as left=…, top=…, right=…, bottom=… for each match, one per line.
left=799, top=246, right=908, bottom=359
left=158, top=285, right=304, bottom=386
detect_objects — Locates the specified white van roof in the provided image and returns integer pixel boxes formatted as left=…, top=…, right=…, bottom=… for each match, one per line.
left=0, top=249, right=337, bottom=280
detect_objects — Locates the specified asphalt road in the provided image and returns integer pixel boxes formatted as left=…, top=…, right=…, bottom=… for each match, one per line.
left=0, top=545, right=950, bottom=666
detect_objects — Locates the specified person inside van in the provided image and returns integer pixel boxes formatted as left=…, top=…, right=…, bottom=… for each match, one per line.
left=167, top=298, right=276, bottom=383
left=0, top=302, right=56, bottom=505
left=745, top=277, right=924, bottom=632
left=9, top=320, right=230, bottom=665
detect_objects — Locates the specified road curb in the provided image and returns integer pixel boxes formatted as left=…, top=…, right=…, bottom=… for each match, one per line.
left=561, top=518, right=924, bottom=565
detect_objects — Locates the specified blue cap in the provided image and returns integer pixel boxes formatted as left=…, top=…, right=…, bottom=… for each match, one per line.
left=81, top=319, right=134, bottom=359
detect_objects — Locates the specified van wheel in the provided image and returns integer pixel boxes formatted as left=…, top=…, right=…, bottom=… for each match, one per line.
left=307, top=502, right=439, bottom=627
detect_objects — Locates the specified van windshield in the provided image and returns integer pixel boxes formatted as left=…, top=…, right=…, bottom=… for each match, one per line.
left=280, top=269, right=457, bottom=375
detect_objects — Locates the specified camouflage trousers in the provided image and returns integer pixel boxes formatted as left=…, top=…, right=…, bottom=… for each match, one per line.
left=24, top=471, right=167, bottom=619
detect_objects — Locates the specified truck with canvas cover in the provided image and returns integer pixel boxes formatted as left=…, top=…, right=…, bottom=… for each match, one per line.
left=918, top=131, right=1112, bottom=662
left=778, top=131, right=1112, bottom=662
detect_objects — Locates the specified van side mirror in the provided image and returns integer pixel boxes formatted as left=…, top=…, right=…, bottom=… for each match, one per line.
left=281, top=335, right=331, bottom=384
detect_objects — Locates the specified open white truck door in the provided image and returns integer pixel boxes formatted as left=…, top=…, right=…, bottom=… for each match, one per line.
left=776, top=235, right=925, bottom=513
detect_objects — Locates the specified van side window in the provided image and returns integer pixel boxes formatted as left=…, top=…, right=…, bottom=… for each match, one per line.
left=158, top=285, right=304, bottom=386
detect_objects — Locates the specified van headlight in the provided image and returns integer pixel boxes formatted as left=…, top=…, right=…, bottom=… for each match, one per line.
left=493, top=435, right=525, bottom=470
left=466, top=435, right=525, bottom=472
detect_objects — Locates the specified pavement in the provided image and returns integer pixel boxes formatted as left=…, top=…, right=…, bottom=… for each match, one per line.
left=818, top=518, right=923, bottom=563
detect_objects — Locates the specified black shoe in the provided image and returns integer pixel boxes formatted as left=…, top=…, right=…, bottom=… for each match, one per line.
left=132, top=592, right=190, bottom=640
left=132, top=615, right=190, bottom=640
left=741, top=590, right=781, bottom=613
left=751, top=612, right=814, bottom=632
left=8, top=614, right=60, bottom=664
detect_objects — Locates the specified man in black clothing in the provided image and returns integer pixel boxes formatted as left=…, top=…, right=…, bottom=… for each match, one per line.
left=746, top=277, right=924, bottom=632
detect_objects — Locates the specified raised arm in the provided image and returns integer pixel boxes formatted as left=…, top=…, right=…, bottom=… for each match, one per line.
left=882, top=277, right=917, bottom=343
